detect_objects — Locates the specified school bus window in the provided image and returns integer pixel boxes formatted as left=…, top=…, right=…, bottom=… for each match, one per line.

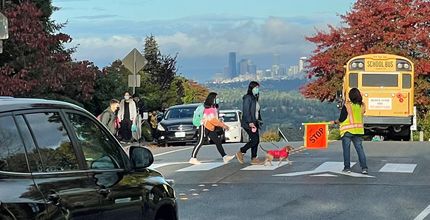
left=362, top=74, right=398, bottom=87
left=402, top=74, right=411, bottom=89
left=349, top=73, right=358, bottom=88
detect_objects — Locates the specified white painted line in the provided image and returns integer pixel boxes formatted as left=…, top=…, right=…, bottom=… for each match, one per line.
left=273, top=161, right=375, bottom=178
left=311, top=173, right=338, bottom=177
left=414, top=204, right=430, bottom=220
left=379, top=163, right=417, bottom=173
left=177, top=162, right=225, bottom=172
left=149, top=162, right=189, bottom=169
left=332, top=171, right=375, bottom=178
left=149, top=160, right=213, bottom=169
left=153, top=146, right=195, bottom=157
left=241, top=163, right=287, bottom=171
left=274, top=170, right=320, bottom=177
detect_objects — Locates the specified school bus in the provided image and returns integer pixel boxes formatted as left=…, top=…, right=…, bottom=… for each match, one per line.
left=340, top=54, right=414, bottom=140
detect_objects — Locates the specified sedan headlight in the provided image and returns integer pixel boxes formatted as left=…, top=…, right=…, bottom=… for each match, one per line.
left=157, top=124, right=165, bottom=131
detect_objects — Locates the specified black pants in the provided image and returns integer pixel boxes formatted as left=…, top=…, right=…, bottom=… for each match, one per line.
left=240, top=128, right=260, bottom=158
left=191, top=127, right=226, bottom=158
left=119, top=119, right=132, bottom=141
left=191, top=126, right=206, bottom=158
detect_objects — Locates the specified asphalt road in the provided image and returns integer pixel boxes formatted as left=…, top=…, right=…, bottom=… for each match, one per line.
left=149, top=141, right=430, bottom=220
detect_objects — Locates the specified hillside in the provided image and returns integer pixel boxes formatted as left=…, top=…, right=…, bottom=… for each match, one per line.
left=207, top=80, right=339, bottom=141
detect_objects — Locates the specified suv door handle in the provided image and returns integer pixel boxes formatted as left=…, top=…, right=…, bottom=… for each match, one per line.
left=97, top=188, right=111, bottom=196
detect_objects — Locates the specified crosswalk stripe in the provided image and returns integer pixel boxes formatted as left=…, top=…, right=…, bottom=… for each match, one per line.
left=176, top=162, right=225, bottom=172
left=379, top=163, right=417, bottom=173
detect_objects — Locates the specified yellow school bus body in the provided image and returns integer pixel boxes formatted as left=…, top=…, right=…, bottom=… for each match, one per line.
left=343, top=54, right=414, bottom=140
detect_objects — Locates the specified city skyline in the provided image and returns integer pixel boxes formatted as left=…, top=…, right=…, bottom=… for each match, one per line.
left=52, top=0, right=356, bottom=82
left=214, top=52, right=306, bottom=83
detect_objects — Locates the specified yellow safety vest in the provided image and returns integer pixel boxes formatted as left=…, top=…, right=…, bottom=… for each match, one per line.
left=340, top=103, right=364, bottom=137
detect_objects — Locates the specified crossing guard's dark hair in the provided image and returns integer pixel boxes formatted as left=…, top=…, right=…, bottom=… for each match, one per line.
left=349, top=88, right=363, bottom=105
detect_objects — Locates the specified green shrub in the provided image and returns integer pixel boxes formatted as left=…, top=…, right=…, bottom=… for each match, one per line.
left=261, top=130, right=281, bottom=142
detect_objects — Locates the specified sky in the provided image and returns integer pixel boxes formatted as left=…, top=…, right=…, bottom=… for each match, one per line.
left=52, top=0, right=356, bottom=82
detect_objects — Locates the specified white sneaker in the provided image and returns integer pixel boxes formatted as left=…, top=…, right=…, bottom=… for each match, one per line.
left=223, top=155, right=235, bottom=164
left=189, top=158, right=201, bottom=165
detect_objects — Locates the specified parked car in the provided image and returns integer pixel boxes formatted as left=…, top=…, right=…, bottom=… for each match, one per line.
left=157, top=103, right=200, bottom=146
left=219, top=110, right=249, bottom=143
left=0, top=97, right=177, bottom=220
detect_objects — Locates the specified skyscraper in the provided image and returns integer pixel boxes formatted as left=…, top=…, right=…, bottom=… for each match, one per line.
left=299, top=57, right=307, bottom=72
left=228, top=52, right=237, bottom=78
left=239, top=59, right=249, bottom=75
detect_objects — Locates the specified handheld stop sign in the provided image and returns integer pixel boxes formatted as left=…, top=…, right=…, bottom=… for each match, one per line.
left=303, top=122, right=329, bottom=149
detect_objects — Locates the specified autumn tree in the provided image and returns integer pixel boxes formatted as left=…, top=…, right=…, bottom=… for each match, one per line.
left=302, top=0, right=430, bottom=111
left=182, top=78, right=209, bottom=103
left=0, top=1, right=99, bottom=106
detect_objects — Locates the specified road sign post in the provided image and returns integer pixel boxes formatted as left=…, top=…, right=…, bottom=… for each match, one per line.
left=122, top=48, right=147, bottom=94
left=0, top=12, right=9, bottom=54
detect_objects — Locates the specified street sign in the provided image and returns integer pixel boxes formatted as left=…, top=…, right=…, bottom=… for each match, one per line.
left=303, top=122, right=329, bottom=149
left=122, top=48, right=147, bottom=93
left=128, top=74, right=141, bottom=87
left=122, top=48, right=146, bottom=74
left=0, top=12, right=8, bottom=40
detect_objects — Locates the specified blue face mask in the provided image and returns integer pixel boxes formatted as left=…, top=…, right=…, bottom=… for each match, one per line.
left=252, top=87, right=259, bottom=96
left=215, top=98, right=220, bottom=104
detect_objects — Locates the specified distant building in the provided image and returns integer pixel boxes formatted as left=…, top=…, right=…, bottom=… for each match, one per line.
left=256, top=70, right=264, bottom=80
left=239, top=59, right=249, bottom=75
left=228, top=52, right=237, bottom=78
left=279, top=65, right=287, bottom=76
left=248, top=62, right=257, bottom=75
left=271, top=64, right=279, bottom=78
left=299, top=57, right=307, bottom=72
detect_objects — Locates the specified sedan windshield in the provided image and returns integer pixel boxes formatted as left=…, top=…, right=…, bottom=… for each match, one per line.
left=164, top=107, right=196, bottom=120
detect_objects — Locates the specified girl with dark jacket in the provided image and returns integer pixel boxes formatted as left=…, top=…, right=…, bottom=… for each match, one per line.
left=236, top=81, right=263, bottom=165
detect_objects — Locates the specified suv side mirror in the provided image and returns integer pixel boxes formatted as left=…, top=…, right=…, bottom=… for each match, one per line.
left=129, top=146, right=154, bottom=169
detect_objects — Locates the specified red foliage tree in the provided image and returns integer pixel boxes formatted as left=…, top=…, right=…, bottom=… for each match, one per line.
left=0, top=1, right=98, bottom=105
left=302, top=0, right=430, bottom=109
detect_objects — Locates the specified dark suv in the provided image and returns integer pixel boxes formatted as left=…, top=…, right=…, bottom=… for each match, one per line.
left=0, top=97, right=177, bottom=220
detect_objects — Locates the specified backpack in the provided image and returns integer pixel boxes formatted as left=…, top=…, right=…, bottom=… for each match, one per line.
left=97, top=110, right=114, bottom=126
left=96, top=110, right=108, bottom=121
left=192, top=104, right=205, bottom=127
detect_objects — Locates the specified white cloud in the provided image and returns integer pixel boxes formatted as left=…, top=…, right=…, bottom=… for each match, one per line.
left=70, top=36, right=145, bottom=63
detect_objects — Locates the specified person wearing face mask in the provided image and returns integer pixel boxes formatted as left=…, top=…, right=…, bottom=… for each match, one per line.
left=100, top=99, right=120, bottom=135
left=189, top=92, right=235, bottom=164
left=236, top=81, right=264, bottom=165
left=118, top=92, right=137, bottom=143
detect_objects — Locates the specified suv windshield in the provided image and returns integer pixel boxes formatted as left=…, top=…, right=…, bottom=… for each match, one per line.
left=221, top=112, right=238, bottom=122
left=164, top=107, right=197, bottom=120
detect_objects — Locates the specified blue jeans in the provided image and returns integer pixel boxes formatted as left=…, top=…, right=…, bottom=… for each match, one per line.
left=341, top=132, right=368, bottom=169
